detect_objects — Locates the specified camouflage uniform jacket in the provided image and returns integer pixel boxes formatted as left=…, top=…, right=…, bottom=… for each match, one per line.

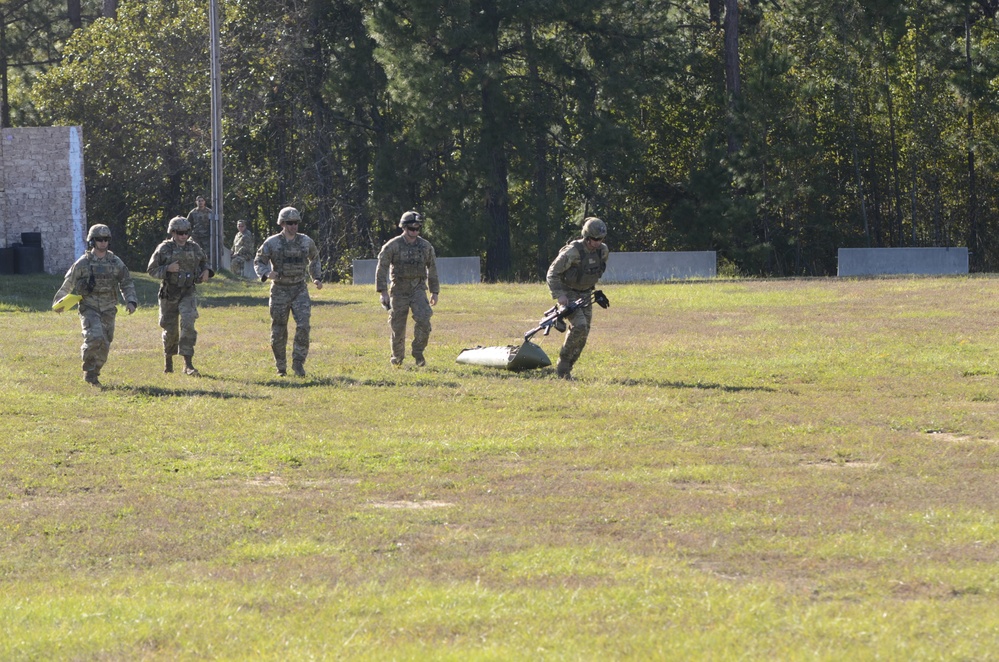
left=187, top=207, right=212, bottom=246
left=376, top=235, right=439, bottom=296
left=147, top=240, right=209, bottom=295
left=54, top=250, right=137, bottom=313
left=232, top=229, right=254, bottom=259
left=254, top=233, right=322, bottom=285
left=546, top=239, right=609, bottom=300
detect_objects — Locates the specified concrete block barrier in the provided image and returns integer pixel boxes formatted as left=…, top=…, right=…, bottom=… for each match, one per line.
left=601, top=251, right=716, bottom=283
left=353, top=256, right=481, bottom=285
left=837, top=247, right=968, bottom=276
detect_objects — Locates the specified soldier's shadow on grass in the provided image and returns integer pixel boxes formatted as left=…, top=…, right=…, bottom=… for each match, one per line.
left=456, top=367, right=556, bottom=380
left=608, top=377, right=777, bottom=393
left=200, top=297, right=361, bottom=308
left=104, top=383, right=263, bottom=399
left=261, top=375, right=462, bottom=389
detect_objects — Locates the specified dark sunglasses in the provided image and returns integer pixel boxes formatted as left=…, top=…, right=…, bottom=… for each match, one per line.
left=174, top=230, right=189, bottom=235
left=406, top=225, right=422, bottom=231
left=94, top=237, right=110, bottom=242
left=284, top=221, right=299, bottom=225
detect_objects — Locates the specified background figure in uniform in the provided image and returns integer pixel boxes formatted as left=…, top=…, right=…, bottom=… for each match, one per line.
left=254, top=206, right=323, bottom=377
left=375, top=210, right=439, bottom=367
left=546, top=217, right=610, bottom=380
left=187, top=195, right=212, bottom=250
left=147, top=216, right=211, bottom=376
left=53, top=224, right=137, bottom=386
left=230, top=219, right=254, bottom=278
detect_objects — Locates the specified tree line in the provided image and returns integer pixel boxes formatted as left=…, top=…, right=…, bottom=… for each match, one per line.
left=6, top=0, right=999, bottom=278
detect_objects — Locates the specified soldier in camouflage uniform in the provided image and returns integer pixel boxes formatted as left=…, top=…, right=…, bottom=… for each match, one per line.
left=254, top=207, right=324, bottom=377
left=147, top=216, right=211, bottom=376
left=187, top=196, right=212, bottom=251
left=546, top=217, right=610, bottom=380
left=230, top=219, right=254, bottom=278
left=375, top=211, right=439, bottom=367
left=53, top=224, right=138, bottom=386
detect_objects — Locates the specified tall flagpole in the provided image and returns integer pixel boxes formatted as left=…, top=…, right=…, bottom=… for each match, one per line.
left=208, top=0, right=223, bottom=270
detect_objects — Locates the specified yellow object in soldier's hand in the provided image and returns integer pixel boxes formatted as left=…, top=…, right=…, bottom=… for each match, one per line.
left=52, top=293, right=83, bottom=313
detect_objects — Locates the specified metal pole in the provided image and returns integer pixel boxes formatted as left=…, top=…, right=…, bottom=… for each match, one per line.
left=209, top=0, right=223, bottom=270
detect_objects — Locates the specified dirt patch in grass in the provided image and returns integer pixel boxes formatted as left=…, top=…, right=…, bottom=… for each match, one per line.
left=801, top=459, right=883, bottom=469
left=369, top=500, right=456, bottom=510
left=926, top=431, right=999, bottom=444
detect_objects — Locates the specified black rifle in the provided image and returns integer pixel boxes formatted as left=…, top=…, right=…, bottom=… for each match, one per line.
left=524, top=290, right=609, bottom=341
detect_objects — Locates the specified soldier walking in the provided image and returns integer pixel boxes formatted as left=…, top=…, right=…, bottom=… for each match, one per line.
left=53, top=224, right=138, bottom=386
left=546, top=217, right=610, bottom=380
left=375, top=210, right=439, bottom=367
left=147, top=216, right=211, bottom=376
left=254, top=207, right=323, bottom=377
left=230, top=219, right=254, bottom=278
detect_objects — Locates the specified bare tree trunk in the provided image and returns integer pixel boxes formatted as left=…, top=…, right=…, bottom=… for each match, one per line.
left=103, top=0, right=117, bottom=19
left=482, top=76, right=511, bottom=281
left=723, top=0, right=740, bottom=156
left=709, top=0, right=724, bottom=25
left=965, top=6, right=980, bottom=269
left=479, top=0, right=511, bottom=281
left=884, top=71, right=902, bottom=246
left=850, top=117, right=870, bottom=246
left=525, top=25, right=556, bottom=280
left=0, top=19, right=9, bottom=129
left=68, top=0, right=81, bottom=29
left=910, top=21, right=920, bottom=245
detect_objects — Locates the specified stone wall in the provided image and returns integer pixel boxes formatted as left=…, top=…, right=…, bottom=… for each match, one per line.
left=1, top=126, right=87, bottom=275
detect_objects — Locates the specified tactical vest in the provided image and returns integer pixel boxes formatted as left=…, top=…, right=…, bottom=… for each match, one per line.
left=273, top=235, right=309, bottom=282
left=162, top=242, right=202, bottom=290
left=85, top=253, right=121, bottom=296
left=393, top=238, right=431, bottom=281
left=562, top=241, right=605, bottom=291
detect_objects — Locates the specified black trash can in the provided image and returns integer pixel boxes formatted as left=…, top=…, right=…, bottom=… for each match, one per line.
left=21, top=232, right=42, bottom=247
left=14, top=245, right=44, bottom=274
left=0, top=247, right=14, bottom=275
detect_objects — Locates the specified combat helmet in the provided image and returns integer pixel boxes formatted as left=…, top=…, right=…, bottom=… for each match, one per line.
left=399, top=210, right=423, bottom=228
left=87, top=224, right=112, bottom=242
left=278, top=207, right=301, bottom=225
left=582, top=217, right=607, bottom=240
left=167, top=216, right=191, bottom=233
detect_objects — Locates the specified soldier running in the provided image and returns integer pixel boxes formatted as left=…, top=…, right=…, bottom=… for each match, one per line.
left=254, top=207, right=324, bottom=377
left=53, top=224, right=138, bottom=386
left=147, top=216, right=211, bottom=376
left=375, top=211, right=439, bottom=367
left=546, top=217, right=610, bottom=380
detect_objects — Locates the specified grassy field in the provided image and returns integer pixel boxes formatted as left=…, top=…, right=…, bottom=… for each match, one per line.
left=1, top=272, right=998, bottom=660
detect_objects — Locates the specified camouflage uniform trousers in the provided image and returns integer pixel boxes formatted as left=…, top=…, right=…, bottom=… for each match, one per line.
left=230, top=255, right=247, bottom=278
left=388, top=289, right=433, bottom=363
left=79, top=306, right=118, bottom=374
left=159, top=289, right=199, bottom=357
left=270, top=282, right=312, bottom=371
left=558, top=301, right=593, bottom=374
